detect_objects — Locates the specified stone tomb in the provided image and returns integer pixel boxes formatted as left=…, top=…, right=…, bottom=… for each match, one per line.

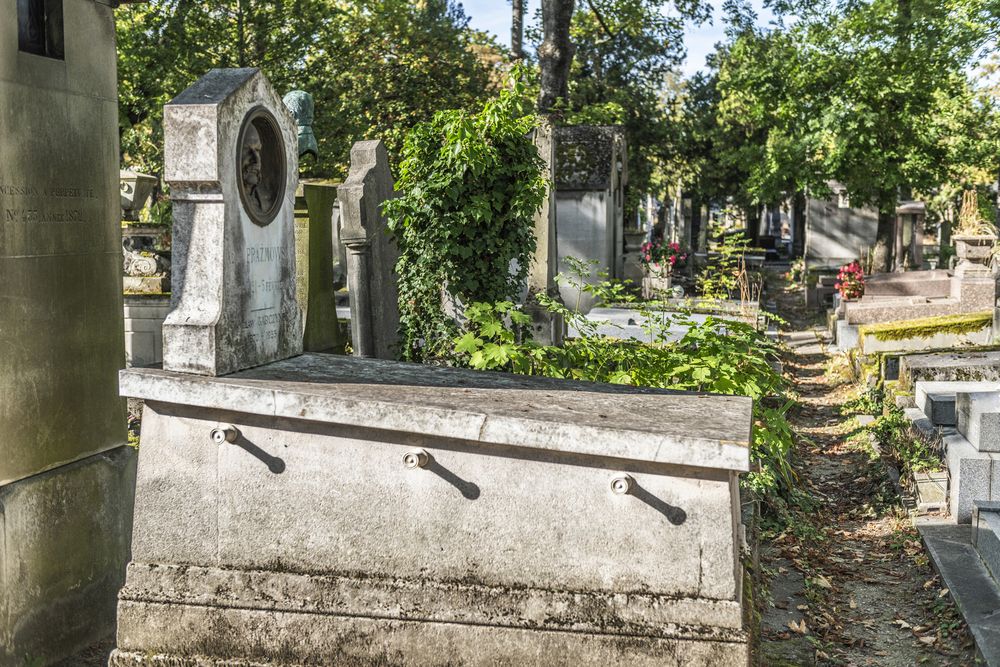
left=162, top=68, right=302, bottom=376
left=0, top=0, right=136, bottom=662
left=114, top=69, right=754, bottom=665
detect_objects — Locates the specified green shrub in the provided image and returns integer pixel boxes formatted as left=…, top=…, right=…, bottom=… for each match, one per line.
left=450, top=269, right=797, bottom=499
left=384, top=71, right=546, bottom=361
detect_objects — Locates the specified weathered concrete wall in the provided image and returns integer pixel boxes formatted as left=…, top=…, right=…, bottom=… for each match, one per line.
left=0, top=447, right=136, bottom=665
left=114, top=354, right=751, bottom=665
left=124, top=295, right=171, bottom=367
left=0, top=0, right=133, bottom=661
left=804, top=187, right=879, bottom=269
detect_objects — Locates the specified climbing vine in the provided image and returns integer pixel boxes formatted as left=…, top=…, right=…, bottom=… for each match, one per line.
left=384, top=73, right=547, bottom=361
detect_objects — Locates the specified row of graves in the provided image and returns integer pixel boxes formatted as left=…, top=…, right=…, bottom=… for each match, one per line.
left=826, top=199, right=1000, bottom=656
left=1, top=5, right=760, bottom=664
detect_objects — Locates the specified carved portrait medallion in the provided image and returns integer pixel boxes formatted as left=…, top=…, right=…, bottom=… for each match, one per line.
left=236, top=107, right=286, bottom=226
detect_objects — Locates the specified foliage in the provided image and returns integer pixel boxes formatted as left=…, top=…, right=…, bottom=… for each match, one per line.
left=451, top=269, right=797, bottom=499
left=384, top=75, right=547, bottom=361
left=859, top=311, right=993, bottom=343
left=697, top=226, right=754, bottom=300
left=639, top=239, right=687, bottom=274
left=870, top=407, right=943, bottom=476
left=115, top=0, right=496, bottom=179
left=956, top=188, right=998, bottom=236
left=835, top=261, right=865, bottom=300
left=529, top=0, right=711, bottom=216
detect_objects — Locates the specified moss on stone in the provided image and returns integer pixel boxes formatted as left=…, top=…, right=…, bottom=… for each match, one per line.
left=859, top=311, right=993, bottom=342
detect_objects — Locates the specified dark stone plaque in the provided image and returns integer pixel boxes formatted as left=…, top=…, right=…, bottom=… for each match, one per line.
left=237, top=107, right=286, bottom=227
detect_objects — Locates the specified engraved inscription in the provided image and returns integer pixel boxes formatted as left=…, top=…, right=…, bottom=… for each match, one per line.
left=0, top=181, right=97, bottom=224
left=243, top=243, right=290, bottom=347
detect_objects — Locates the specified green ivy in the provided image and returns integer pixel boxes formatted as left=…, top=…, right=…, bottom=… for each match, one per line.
left=384, top=71, right=547, bottom=361
left=450, top=269, right=797, bottom=500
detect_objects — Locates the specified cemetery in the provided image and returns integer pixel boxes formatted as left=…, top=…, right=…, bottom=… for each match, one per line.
left=6, top=1, right=1000, bottom=666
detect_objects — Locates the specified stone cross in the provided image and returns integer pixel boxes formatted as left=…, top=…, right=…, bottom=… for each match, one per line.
left=162, top=68, right=302, bottom=376
left=525, top=117, right=564, bottom=345
left=338, top=140, right=401, bottom=359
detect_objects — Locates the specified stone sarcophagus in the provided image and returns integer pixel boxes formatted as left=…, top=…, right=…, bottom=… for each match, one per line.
left=112, top=354, right=752, bottom=665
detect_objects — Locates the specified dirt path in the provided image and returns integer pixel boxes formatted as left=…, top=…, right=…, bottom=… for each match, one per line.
left=758, top=283, right=977, bottom=666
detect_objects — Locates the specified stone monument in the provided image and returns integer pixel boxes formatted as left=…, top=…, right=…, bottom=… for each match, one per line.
left=113, top=73, right=754, bottom=667
left=0, top=0, right=136, bottom=662
left=284, top=90, right=345, bottom=353
left=525, top=117, right=565, bottom=345
left=162, top=68, right=303, bottom=375
left=338, top=140, right=401, bottom=359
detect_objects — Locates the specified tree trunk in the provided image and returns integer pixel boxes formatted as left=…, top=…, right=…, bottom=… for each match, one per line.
left=537, top=0, right=576, bottom=113
left=511, top=0, right=524, bottom=60
left=744, top=205, right=759, bottom=242
left=792, top=191, right=806, bottom=257
left=873, top=207, right=895, bottom=274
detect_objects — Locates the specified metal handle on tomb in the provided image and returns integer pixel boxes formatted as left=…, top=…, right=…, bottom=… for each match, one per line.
left=610, top=474, right=635, bottom=495
left=210, top=425, right=239, bottom=445
left=402, top=449, right=430, bottom=469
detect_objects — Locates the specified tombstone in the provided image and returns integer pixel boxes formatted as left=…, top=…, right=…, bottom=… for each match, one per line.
left=338, top=140, right=401, bottom=359
left=113, top=75, right=753, bottom=667
left=293, top=182, right=345, bottom=352
left=524, top=117, right=564, bottom=345
left=161, top=68, right=303, bottom=376
left=285, top=88, right=344, bottom=353
left=0, top=0, right=136, bottom=662
left=804, top=181, right=879, bottom=271
left=894, top=200, right=926, bottom=271
left=555, top=125, right=627, bottom=312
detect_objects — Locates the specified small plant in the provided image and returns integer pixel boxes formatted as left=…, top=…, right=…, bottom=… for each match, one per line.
left=869, top=407, right=943, bottom=478
left=955, top=188, right=997, bottom=236
left=697, top=226, right=756, bottom=301
left=834, top=261, right=865, bottom=299
left=640, top=239, right=688, bottom=275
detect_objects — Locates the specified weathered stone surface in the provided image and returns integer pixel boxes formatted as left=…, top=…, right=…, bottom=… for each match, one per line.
left=338, top=140, right=400, bottom=359
left=294, top=181, right=344, bottom=352
left=803, top=182, right=878, bottom=270
left=864, top=270, right=953, bottom=298
left=916, top=382, right=1000, bottom=427
left=116, top=354, right=751, bottom=663
left=900, top=350, right=1000, bottom=390
left=946, top=433, right=1000, bottom=523
left=124, top=294, right=171, bottom=367
left=957, top=391, right=1000, bottom=452
left=1, top=1, right=133, bottom=660
left=555, top=125, right=627, bottom=312
left=0, top=447, right=136, bottom=666
left=162, top=68, right=302, bottom=375
left=859, top=324, right=992, bottom=355
left=525, top=117, right=564, bottom=345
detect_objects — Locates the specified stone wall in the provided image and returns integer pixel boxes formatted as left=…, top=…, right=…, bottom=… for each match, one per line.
left=124, top=294, right=170, bottom=367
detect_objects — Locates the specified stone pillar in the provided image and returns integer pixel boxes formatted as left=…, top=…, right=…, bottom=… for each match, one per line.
left=525, top=117, right=564, bottom=346
left=294, top=182, right=345, bottom=352
left=0, top=0, right=135, bottom=661
left=161, top=68, right=303, bottom=376
left=338, top=140, right=401, bottom=359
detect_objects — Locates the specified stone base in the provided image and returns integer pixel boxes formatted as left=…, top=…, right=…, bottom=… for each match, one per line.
left=0, top=446, right=137, bottom=665
left=123, top=275, right=170, bottom=294
left=111, top=564, right=749, bottom=666
left=124, top=294, right=171, bottom=367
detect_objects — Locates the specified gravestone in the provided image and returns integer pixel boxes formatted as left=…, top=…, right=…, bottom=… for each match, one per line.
left=293, top=182, right=345, bottom=352
left=161, top=68, right=302, bottom=376
left=555, top=125, right=627, bottom=313
left=0, top=0, right=136, bottom=662
left=524, top=117, right=564, bottom=345
left=338, top=140, right=400, bottom=359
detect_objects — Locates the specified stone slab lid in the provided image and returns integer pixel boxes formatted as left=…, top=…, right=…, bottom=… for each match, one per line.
left=120, top=353, right=752, bottom=472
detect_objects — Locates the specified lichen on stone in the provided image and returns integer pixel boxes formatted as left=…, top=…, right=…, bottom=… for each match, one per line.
left=859, top=311, right=993, bottom=342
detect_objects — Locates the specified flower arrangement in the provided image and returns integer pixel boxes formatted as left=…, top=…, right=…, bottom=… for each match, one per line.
left=641, top=239, right=688, bottom=276
left=835, top=260, right=865, bottom=299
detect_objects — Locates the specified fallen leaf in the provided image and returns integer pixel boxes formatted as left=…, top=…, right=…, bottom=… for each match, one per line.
left=849, top=597, right=857, bottom=609
left=939, top=588, right=950, bottom=598
left=923, top=579, right=936, bottom=589
left=813, top=575, right=834, bottom=589
left=893, top=619, right=912, bottom=629
left=797, top=604, right=810, bottom=611
left=918, top=636, right=936, bottom=645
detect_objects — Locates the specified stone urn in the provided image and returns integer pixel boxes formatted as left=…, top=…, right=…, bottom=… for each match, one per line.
left=120, top=170, right=159, bottom=221
left=641, top=264, right=672, bottom=300
left=952, top=234, right=997, bottom=277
